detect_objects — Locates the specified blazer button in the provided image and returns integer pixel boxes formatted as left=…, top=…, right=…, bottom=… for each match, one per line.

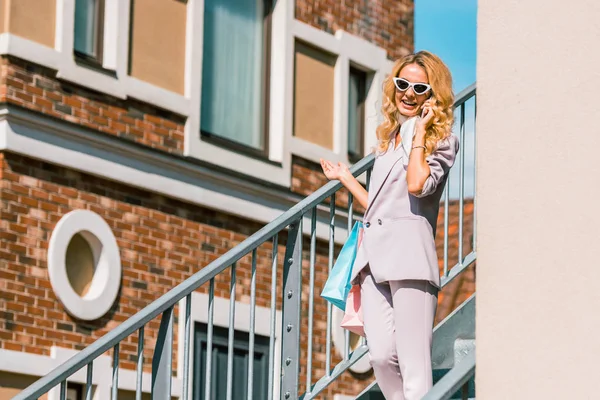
left=377, top=219, right=382, bottom=225
left=365, top=222, right=371, bottom=228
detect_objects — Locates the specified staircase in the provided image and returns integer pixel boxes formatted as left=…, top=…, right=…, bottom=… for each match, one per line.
left=356, top=295, right=476, bottom=400
left=14, top=84, right=476, bottom=400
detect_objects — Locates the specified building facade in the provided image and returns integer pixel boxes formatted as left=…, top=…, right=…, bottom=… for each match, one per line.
left=0, top=0, right=473, bottom=399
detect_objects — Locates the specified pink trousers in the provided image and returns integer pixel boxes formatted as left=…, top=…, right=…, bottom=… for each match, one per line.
left=360, top=269, right=438, bottom=400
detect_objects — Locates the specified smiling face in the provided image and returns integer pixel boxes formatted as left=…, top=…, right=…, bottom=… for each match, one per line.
left=395, top=63, right=430, bottom=117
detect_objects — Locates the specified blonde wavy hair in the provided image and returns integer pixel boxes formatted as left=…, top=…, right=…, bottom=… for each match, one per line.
left=376, top=51, right=454, bottom=156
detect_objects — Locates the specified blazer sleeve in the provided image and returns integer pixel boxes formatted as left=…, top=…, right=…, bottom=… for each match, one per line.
left=414, top=135, right=459, bottom=198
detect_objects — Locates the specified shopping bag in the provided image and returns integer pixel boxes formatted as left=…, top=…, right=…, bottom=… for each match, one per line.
left=321, top=221, right=363, bottom=311
left=340, top=284, right=365, bottom=337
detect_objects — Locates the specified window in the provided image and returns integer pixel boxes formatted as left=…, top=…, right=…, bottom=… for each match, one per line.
left=293, top=41, right=336, bottom=150
left=193, top=323, right=270, bottom=400
left=348, top=67, right=367, bottom=162
left=74, top=0, right=104, bottom=63
left=67, top=383, right=83, bottom=400
left=200, top=0, right=272, bottom=154
left=48, top=210, right=122, bottom=321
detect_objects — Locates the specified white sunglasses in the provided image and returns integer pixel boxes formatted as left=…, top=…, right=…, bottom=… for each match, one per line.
left=393, top=77, right=432, bottom=95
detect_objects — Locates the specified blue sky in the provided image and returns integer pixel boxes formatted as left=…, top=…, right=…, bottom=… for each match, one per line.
left=415, top=0, right=477, bottom=198
left=415, top=0, right=477, bottom=93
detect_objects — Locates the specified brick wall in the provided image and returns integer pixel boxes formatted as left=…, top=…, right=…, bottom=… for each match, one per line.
left=0, top=152, right=370, bottom=397
left=0, top=57, right=185, bottom=154
left=295, top=0, right=414, bottom=60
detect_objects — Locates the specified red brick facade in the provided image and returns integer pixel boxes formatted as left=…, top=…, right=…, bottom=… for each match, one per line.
left=296, top=0, right=414, bottom=60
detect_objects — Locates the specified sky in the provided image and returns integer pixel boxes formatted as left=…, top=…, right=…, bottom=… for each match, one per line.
left=415, top=0, right=478, bottom=199
left=415, top=0, right=477, bottom=93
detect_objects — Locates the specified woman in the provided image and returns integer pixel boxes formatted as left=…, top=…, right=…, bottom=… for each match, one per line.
left=320, top=51, right=458, bottom=400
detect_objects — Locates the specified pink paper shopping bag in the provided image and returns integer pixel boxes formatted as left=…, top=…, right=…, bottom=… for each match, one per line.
left=340, top=284, right=365, bottom=337
left=340, top=226, right=364, bottom=337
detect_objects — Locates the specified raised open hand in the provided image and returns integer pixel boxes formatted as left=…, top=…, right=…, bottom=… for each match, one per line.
left=320, top=158, right=350, bottom=181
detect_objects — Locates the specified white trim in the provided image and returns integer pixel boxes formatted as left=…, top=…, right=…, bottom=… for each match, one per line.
left=0, top=114, right=350, bottom=243
left=337, top=31, right=388, bottom=71
left=182, top=0, right=203, bottom=152
left=0, top=33, right=60, bottom=70
left=0, top=347, right=182, bottom=400
left=47, top=210, right=122, bottom=321
left=269, top=0, right=295, bottom=165
left=290, top=136, right=349, bottom=165
left=101, top=0, right=120, bottom=71
left=292, top=21, right=341, bottom=55
left=177, top=292, right=283, bottom=400
left=126, top=76, right=190, bottom=114
left=334, top=54, right=350, bottom=156
left=364, top=70, right=384, bottom=155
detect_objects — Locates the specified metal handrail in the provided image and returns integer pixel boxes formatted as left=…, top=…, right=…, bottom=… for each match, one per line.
left=15, top=155, right=375, bottom=400
left=16, top=83, right=476, bottom=400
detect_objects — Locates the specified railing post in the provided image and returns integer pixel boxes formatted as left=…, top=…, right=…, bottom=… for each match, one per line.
left=152, top=307, right=173, bottom=400
left=280, top=221, right=302, bottom=400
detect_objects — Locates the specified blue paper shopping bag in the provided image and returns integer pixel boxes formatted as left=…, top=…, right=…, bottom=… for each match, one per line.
left=321, top=221, right=363, bottom=311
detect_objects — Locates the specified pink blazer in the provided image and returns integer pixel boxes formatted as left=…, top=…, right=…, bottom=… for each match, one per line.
left=350, top=135, right=459, bottom=289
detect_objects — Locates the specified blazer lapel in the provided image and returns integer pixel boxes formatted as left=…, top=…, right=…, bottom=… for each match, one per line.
left=365, top=148, right=403, bottom=217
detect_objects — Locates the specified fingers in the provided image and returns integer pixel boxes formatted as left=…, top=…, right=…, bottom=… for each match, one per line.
left=320, top=158, right=334, bottom=172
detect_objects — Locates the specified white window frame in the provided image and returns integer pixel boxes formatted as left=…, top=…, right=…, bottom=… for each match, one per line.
left=55, top=0, right=188, bottom=113
left=0, top=0, right=188, bottom=114
left=177, top=292, right=283, bottom=400
left=185, top=0, right=293, bottom=186
left=186, top=0, right=394, bottom=186
left=47, top=210, right=122, bottom=321
left=0, top=0, right=394, bottom=188
left=289, top=23, right=393, bottom=167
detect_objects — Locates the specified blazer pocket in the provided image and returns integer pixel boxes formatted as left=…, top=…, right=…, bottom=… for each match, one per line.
left=387, top=215, right=434, bottom=237
left=378, top=217, right=437, bottom=266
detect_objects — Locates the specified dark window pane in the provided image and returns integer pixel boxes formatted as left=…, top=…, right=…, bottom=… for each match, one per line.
left=193, top=323, right=270, bottom=400
left=348, top=67, right=367, bottom=162
left=201, top=0, right=269, bottom=150
left=74, top=0, right=102, bottom=59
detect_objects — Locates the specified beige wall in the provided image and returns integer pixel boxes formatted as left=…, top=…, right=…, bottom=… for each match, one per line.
left=477, top=1, right=600, bottom=398
left=0, top=0, right=6, bottom=33
left=293, top=41, right=335, bottom=150
left=0, top=372, right=48, bottom=400
left=129, top=0, right=187, bottom=94
left=2, top=0, right=55, bottom=48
